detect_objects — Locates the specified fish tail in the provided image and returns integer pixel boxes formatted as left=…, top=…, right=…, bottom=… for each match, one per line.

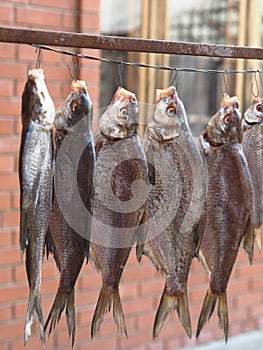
left=91, top=287, right=127, bottom=338
left=242, top=215, right=254, bottom=264
left=24, top=292, right=45, bottom=346
left=255, top=226, right=263, bottom=253
left=45, top=289, right=75, bottom=347
left=218, top=293, right=229, bottom=343
left=196, top=289, right=217, bottom=339
left=153, top=289, right=191, bottom=340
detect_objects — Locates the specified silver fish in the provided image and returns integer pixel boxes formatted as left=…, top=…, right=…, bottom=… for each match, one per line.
left=142, top=86, right=207, bottom=339
left=19, top=68, right=55, bottom=345
left=90, top=87, right=148, bottom=337
left=242, top=97, right=263, bottom=251
left=45, top=80, right=95, bottom=346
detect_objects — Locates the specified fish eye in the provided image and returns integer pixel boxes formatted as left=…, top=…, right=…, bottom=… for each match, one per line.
left=120, top=108, right=128, bottom=116
left=72, top=101, right=78, bottom=112
left=166, top=106, right=176, bottom=117
left=256, top=103, right=263, bottom=112
left=224, top=114, right=232, bottom=124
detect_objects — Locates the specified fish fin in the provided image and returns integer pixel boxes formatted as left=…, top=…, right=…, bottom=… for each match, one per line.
left=19, top=207, right=28, bottom=259
left=153, top=289, right=191, bottom=339
left=242, top=215, right=254, bottom=264
left=254, top=226, right=263, bottom=253
left=218, top=293, right=229, bottom=343
left=193, top=211, right=206, bottom=256
left=197, top=249, right=211, bottom=276
left=24, top=292, right=45, bottom=346
left=45, top=228, right=60, bottom=271
left=142, top=241, right=165, bottom=274
left=89, top=244, right=101, bottom=272
left=91, top=288, right=127, bottom=338
left=45, top=289, right=76, bottom=347
left=196, top=289, right=217, bottom=339
left=136, top=210, right=148, bottom=262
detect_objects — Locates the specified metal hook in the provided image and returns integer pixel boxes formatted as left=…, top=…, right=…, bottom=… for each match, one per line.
left=115, top=62, right=123, bottom=87
left=35, top=47, right=41, bottom=69
left=251, top=70, right=262, bottom=97
left=220, top=70, right=230, bottom=96
left=169, top=68, right=177, bottom=87
left=67, top=64, right=74, bottom=81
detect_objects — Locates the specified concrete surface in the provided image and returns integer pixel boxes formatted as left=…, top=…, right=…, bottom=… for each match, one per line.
left=178, top=329, right=263, bottom=350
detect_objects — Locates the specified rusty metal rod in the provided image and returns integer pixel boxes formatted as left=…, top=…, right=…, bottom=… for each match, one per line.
left=1, top=26, right=263, bottom=60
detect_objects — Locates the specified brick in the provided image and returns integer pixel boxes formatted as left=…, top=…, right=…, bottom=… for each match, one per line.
left=80, top=67, right=100, bottom=84
left=0, top=231, right=12, bottom=247
left=147, top=341, right=165, bottom=350
left=120, top=281, right=139, bottom=300
left=0, top=5, right=13, bottom=23
left=122, top=263, right=156, bottom=283
left=0, top=284, right=28, bottom=303
left=12, top=264, right=26, bottom=283
left=44, top=66, right=73, bottom=83
left=0, top=267, right=12, bottom=283
left=41, top=277, right=58, bottom=296
left=0, top=137, right=20, bottom=154
left=0, top=100, right=20, bottom=117
left=17, top=45, right=39, bottom=63
left=0, top=80, right=14, bottom=97
left=0, top=193, right=11, bottom=210
left=75, top=288, right=100, bottom=307
left=11, top=192, right=20, bottom=209
left=139, top=278, right=162, bottom=296
left=77, top=271, right=101, bottom=290
left=2, top=210, right=19, bottom=228
left=80, top=14, right=100, bottom=30
left=31, top=0, right=75, bottom=10
left=0, top=62, right=28, bottom=80
left=81, top=0, right=100, bottom=12
left=0, top=321, right=26, bottom=341
left=77, top=336, right=117, bottom=350
left=0, top=304, right=12, bottom=323
left=16, top=8, right=61, bottom=28
left=0, top=156, right=14, bottom=172
left=124, top=296, right=154, bottom=316
left=62, top=13, right=77, bottom=31
left=136, top=310, right=155, bottom=330
left=0, top=247, right=20, bottom=266
left=118, top=328, right=152, bottom=349
left=42, top=260, right=58, bottom=279
left=15, top=120, right=22, bottom=135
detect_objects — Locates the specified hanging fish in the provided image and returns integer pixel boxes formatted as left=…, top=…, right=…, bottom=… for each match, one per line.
left=19, top=68, right=55, bottom=345
left=90, top=87, right=148, bottom=337
left=45, top=80, right=95, bottom=346
left=196, top=94, right=254, bottom=342
left=242, top=97, right=263, bottom=251
left=142, top=86, right=207, bottom=339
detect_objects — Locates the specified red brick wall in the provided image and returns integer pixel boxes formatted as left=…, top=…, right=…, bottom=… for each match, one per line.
left=1, top=2, right=263, bottom=350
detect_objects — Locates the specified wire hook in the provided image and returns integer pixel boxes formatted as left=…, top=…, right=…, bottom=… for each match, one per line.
left=35, top=47, right=41, bottom=69
left=115, top=62, right=123, bottom=87
left=169, top=68, right=178, bottom=87
left=220, top=70, right=230, bottom=96
left=251, top=70, right=262, bottom=97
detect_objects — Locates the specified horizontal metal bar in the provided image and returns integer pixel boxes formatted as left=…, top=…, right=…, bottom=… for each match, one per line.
left=1, top=26, right=263, bottom=60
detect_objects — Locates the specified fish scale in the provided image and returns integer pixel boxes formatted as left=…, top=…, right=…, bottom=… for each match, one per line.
left=197, top=95, right=254, bottom=342
left=142, top=86, right=207, bottom=340
left=19, top=68, right=55, bottom=346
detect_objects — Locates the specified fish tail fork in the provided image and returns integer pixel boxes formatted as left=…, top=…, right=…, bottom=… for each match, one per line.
left=153, top=290, right=192, bottom=340
left=24, top=292, right=45, bottom=346
left=218, top=293, right=229, bottom=343
left=196, top=289, right=217, bottom=339
left=91, top=288, right=127, bottom=338
left=254, top=226, right=263, bottom=253
left=45, top=289, right=75, bottom=347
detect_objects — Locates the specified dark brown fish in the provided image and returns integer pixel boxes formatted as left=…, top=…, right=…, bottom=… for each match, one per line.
left=197, top=94, right=254, bottom=342
left=45, top=80, right=95, bottom=346
left=142, top=86, right=207, bottom=339
left=242, top=97, right=263, bottom=251
left=19, top=68, right=55, bottom=345
left=90, top=87, right=148, bottom=337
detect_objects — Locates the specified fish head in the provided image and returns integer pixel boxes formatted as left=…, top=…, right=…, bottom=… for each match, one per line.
left=243, top=96, right=263, bottom=128
left=99, top=87, right=138, bottom=139
left=207, top=94, right=242, bottom=145
left=22, top=68, right=55, bottom=127
left=55, top=80, right=92, bottom=132
left=148, top=86, right=188, bottom=140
